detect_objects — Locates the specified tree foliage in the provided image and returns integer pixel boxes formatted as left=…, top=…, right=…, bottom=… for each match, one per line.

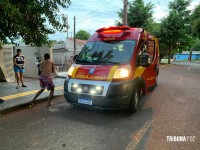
left=192, top=38, right=200, bottom=51
left=75, top=30, right=90, bottom=40
left=50, top=40, right=65, bottom=44
left=117, top=0, right=154, bottom=30
left=0, top=0, right=71, bottom=47
left=157, top=0, right=191, bottom=63
left=191, top=4, right=200, bottom=39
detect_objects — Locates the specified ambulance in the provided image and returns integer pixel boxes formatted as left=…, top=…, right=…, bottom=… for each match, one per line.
left=64, top=26, right=159, bottom=113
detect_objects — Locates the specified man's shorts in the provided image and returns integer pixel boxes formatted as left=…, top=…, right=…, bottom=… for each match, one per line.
left=14, top=66, right=25, bottom=73
left=39, top=75, right=55, bottom=91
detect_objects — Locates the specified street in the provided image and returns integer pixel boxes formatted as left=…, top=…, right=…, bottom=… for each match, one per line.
left=0, top=62, right=200, bottom=150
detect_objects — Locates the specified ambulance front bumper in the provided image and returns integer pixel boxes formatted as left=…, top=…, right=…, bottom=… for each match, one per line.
left=64, top=78, right=133, bottom=109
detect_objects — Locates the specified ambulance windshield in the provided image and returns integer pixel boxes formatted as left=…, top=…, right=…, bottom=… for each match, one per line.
left=76, top=40, right=136, bottom=65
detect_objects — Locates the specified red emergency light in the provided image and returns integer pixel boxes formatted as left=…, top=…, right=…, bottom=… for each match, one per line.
left=96, top=26, right=131, bottom=33
left=96, top=26, right=131, bottom=41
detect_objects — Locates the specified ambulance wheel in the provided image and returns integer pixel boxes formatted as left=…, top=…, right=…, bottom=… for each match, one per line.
left=129, top=87, right=139, bottom=113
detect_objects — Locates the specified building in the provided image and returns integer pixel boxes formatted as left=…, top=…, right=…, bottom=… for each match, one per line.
left=0, top=38, right=87, bottom=80
left=174, top=51, right=200, bottom=61
left=53, top=38, right=87, bottom=72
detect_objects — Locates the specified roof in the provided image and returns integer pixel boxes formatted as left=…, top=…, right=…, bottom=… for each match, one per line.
left=52, top=44, right=67, bottom=51
left=67, top=38, right=87, bottom=46
left=176, top=51, right=200, bottom=55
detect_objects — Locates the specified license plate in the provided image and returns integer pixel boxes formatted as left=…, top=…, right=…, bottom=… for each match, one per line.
left=78, top=98, right=92, bottom=105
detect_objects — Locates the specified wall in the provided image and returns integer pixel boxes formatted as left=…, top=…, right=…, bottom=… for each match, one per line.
left=13, top=46, right=51, bottom=78
left=53, top=51, right=75, bottom=71
left=175, top=54, right=200, bottom=61
left=0, top=45, right=15, bottom=82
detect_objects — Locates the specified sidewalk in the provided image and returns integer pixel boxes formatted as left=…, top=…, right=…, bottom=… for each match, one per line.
left=0, top=78, right=65, bottom=114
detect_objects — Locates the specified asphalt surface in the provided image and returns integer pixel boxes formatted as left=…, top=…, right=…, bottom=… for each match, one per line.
left=0, top=62, right=200, bottom=150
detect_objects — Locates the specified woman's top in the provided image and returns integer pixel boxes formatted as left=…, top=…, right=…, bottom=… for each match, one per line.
left=13, top=55, right=25, bottom=68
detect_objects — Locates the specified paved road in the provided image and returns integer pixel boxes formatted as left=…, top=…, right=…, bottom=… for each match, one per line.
left=0, top=63, right=200, bottom=150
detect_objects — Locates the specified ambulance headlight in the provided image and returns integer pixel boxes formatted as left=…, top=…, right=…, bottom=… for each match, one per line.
left=113, top=66, right=131, bottom=79
left=72, top=83, right=78, bottom=88
left=77, top=88, right=82, bottom=93
left=90, top=90, right=96, bottom=95
left=68, top=66, right=75, bottom=77
left=96, top=86, right=102, bottom=91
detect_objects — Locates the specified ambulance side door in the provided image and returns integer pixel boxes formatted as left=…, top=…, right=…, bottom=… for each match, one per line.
left=146, top=40, right=157, bottom=87
left=137, top=40, right=156, bottom=89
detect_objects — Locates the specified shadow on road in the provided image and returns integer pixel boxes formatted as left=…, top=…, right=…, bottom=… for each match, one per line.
left=48, top=94, right=154, bottom=150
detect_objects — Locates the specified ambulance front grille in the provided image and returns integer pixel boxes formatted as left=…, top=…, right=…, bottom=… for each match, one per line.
left=71, top=83, right=104, bottom=96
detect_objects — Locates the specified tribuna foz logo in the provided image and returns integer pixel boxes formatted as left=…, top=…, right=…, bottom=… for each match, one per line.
left=166, top=136, right=195, bottom=142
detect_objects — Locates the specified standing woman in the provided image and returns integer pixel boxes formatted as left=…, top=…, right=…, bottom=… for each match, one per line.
left=13, top=49, right=27, bottom=89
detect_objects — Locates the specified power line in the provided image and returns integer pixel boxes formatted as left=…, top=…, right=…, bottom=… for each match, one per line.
left=76, top=0, right=115, bottom=20
left=76, top=1, right=123, bottom=25
left=65, top=0, right=118, bottom=22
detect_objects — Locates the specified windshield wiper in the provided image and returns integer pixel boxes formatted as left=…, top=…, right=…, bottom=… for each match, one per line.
left=76, top=59, right=91, bottom=64
left=76, top=59, right=101, bottom=65
left=94, top=60, right=121, bottom=65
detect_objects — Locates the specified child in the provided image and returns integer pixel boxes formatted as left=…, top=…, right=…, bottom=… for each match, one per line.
left=31, top=53, right=55, bottom=107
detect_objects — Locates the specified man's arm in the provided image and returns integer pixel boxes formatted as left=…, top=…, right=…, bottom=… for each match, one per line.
left=52, top=62, right=55, bottom=73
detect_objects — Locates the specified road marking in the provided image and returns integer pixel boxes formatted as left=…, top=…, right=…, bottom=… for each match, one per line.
left=178, top=77, right=183, bottom=83
left=177, top=64, right=192, bottom=84
left=0, top=86, right=64, bottom=101
left=187, top=65, right=192, bottom=71
left=126, top=120, right=152, bottom=150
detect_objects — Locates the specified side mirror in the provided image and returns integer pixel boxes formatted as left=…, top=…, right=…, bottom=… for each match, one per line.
left=73, top=54, right=78, bottom=61
left=138, top=53, right=150, bottom=67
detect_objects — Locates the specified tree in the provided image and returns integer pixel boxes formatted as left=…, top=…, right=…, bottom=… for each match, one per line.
left=50, top=40, right=58, bottom=45
left=191, top=4, right=200, bottom=39
left=58, top=40, right=65, bottom=44
left=192, top=38, right=200, bottom=51
left=0, top=0, right=71, bottom=47
left=116, top=0, right=154, bottom=30
left=158, top=0, right=191, bottom=64
left=75, top=30, right=90, bottom=40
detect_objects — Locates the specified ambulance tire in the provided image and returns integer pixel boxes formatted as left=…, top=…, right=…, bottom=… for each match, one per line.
left=138, top=84, right=144, bottom=99
left=128, top=87, right=139, bottom=113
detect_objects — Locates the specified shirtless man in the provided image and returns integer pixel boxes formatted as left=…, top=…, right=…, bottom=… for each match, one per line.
left=31, top=53, right=55, bottom=107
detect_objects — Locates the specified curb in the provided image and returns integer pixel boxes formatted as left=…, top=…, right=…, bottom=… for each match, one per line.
left=0, top=95, right=62, bottom=115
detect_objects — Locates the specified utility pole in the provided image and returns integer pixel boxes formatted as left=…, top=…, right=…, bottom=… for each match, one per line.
left=123, top=0, right=128, bottom=26
left=74, top=16, right=76, bottom=56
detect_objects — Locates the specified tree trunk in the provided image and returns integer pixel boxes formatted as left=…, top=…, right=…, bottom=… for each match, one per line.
left=168, top=48, right=171, bottom=64
left=189, top=48, right=192, bottom=61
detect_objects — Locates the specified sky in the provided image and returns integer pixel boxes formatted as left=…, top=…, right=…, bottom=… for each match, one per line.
left=48, top=0, right=200, bottom=41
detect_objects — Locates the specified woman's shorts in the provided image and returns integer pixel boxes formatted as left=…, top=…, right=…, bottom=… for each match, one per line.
left=39, top=75, right=55, bottom=91
left=14, top=66, right=25, bottom=73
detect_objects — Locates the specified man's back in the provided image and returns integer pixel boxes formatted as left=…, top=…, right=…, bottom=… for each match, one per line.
left=41, top=60, right=54, bottom=76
